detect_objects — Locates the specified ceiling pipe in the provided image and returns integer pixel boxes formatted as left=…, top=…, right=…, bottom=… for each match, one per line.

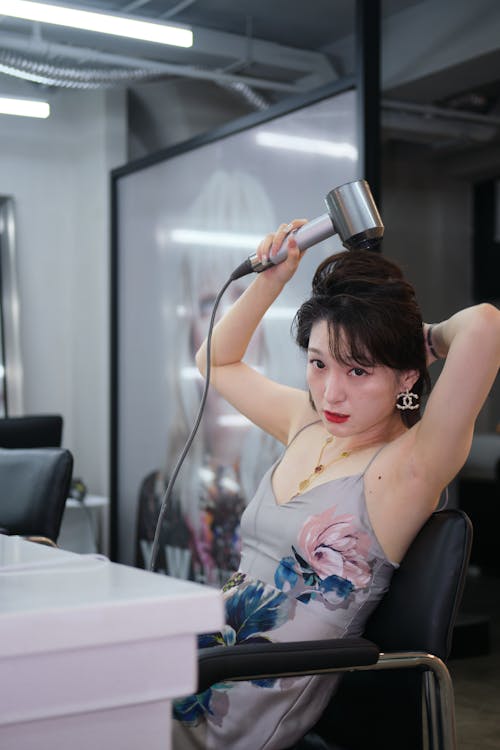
left=0, top=51, right=175, bottom=88
left=382, top=98, right=500, bottom=127
left=0, top=32, right=303, bottom=93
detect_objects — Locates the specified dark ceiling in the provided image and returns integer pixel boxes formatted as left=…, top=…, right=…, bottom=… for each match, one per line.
left=1, top=0, right=500, bottom=153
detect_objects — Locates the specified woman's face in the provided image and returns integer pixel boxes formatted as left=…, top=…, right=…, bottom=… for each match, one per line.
left=306, top=320, right=412, bottom=443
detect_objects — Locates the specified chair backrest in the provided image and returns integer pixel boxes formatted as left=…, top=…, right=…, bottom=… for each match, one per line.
left=0, top=415, right=63, bottom=449
left=308, top=509, right=473, bottom=750
left=363, top=508, right=472, bottom=660
left=0, top=448, right=73, bottom=543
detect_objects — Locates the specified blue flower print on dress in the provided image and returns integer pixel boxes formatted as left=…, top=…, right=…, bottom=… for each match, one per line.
left=173, top=578, right=293, bottom=727
left=200, top=575, right=292, bottom=648
left=274, top=555, right=299, bottom=592
left=275, top=506, right=373, bottom=606
left=225, top=578, right=291, bottom=641
left=173, top=685, right=230, bottom=728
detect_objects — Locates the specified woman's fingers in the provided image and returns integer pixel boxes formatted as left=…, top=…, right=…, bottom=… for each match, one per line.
left=256, top=232, right=275, bottom=265
left=255, top=219, right=309, bottom=276
left=269, top=219, right=309, bottom=260
left=269, top=222, right=292, bottom=259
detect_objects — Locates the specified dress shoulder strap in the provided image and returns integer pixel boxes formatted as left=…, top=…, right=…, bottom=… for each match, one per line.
left=287, top=420, right=322, bottom=448
left=361, top=444, right=388, bottom=476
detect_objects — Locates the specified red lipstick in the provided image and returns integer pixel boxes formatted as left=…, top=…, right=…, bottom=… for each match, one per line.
left=324, top=411, right=349, bottom=424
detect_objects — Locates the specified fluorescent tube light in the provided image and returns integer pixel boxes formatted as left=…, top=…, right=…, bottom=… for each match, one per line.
left=256, top=132, right=358, bottom=161
left=170, top=229, right=263, bottom=250
left=0, top=96, right=50, bottom=118
left=0, top=0, right=193, bottom=47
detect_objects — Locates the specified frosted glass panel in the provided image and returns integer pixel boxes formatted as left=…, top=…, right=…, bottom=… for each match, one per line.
left=114, top=87, right=360, bottom=570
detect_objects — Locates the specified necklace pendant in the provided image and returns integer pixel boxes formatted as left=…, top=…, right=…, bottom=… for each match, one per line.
left=297, top=437, right=353, bottom=496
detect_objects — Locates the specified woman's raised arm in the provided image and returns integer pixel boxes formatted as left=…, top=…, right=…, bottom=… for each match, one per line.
left=413, top=304, right=500, bottom=491
left=194, top=220, right=311, bottom=444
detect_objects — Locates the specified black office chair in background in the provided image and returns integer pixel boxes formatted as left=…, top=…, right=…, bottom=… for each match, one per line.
left=198, top=509, right=472, bottom=750
left=0, top=414, right=63, bottom=449
left=0, top=447, right=73, bottom=546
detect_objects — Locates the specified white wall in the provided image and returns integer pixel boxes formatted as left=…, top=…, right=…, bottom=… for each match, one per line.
left=0, top=80, right=251, bottom=509
left=0, top=88, right=127, bottom=495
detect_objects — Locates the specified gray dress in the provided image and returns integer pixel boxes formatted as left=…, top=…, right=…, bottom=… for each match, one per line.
left=172, top=424, right=398, bottom=749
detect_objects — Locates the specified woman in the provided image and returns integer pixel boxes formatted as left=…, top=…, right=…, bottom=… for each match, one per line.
left=172, top=221, right=500, bottom=749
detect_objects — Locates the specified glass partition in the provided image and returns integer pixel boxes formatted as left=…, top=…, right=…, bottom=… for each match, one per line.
left=112, top=82, right=360, bottom=569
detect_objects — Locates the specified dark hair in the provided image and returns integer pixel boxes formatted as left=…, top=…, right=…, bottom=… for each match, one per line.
left=293, top=251, right=430, bottom=427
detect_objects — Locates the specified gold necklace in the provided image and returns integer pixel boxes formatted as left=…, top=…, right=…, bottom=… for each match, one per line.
left=297, top=435, right=351, bottom=494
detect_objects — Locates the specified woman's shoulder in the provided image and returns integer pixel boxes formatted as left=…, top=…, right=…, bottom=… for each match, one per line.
left=365, top=425, right=417, bottom=476
left=286, top=401, right=322, bottom=445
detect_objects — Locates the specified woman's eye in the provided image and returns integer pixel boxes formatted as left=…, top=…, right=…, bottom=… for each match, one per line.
left=309, top=359, right=325, bottom=369
left=349, top=367, right=367, bottom=377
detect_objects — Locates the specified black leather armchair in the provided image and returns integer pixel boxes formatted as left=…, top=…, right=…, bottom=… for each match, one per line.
left=0, top=447, right=73, bottom=545
left=0, top=414, right=63, bottom=449
left=198, top=509, right=472, bottom=750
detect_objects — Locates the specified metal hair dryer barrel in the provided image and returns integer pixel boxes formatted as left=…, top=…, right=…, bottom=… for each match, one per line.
left=326, top=180, right=384, bottom=251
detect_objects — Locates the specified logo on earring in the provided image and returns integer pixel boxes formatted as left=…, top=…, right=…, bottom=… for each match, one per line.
left=396, top=389, right=419, bottom=411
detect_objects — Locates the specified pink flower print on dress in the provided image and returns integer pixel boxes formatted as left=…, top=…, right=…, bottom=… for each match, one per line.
left=298, top=506, right=372, bottom=588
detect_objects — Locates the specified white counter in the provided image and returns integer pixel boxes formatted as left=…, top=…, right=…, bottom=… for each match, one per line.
left=0, top=536, right=224, bottom=750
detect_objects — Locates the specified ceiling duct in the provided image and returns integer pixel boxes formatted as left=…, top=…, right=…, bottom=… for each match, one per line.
left=0, top=50, right=171, bottom=89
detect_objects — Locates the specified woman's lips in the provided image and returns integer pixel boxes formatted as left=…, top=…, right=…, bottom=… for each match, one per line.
left=324, top=411, right=350, bottom=424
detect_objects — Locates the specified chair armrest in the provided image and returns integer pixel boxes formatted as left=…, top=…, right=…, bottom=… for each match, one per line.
left=197, top=637, right=379, bottom=693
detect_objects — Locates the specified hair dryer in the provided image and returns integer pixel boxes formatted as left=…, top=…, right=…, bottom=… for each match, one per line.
left=230, top=179, right=384, bottom=281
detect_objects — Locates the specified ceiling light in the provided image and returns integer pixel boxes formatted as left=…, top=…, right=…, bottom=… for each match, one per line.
left=0, top=0, right=193, bottom=47
left=256, top=132, right=358, bottom=161
left=0, top=95, right=50, bottom=118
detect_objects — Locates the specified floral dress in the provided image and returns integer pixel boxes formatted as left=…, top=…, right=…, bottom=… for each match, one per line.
left=172, top=427, right=398, bottom=750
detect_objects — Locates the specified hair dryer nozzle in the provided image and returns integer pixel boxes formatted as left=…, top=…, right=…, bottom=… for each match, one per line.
left=326, top=179, right=384, bottom=251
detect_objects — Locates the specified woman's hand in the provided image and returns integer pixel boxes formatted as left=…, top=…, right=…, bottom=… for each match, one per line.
left=255, top=219, right=308, bottom=286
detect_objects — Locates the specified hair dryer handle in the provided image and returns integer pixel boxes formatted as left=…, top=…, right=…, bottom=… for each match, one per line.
left=270, top=213, right=336, bottom=265
left=231, top=213, right=336, bottom=280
